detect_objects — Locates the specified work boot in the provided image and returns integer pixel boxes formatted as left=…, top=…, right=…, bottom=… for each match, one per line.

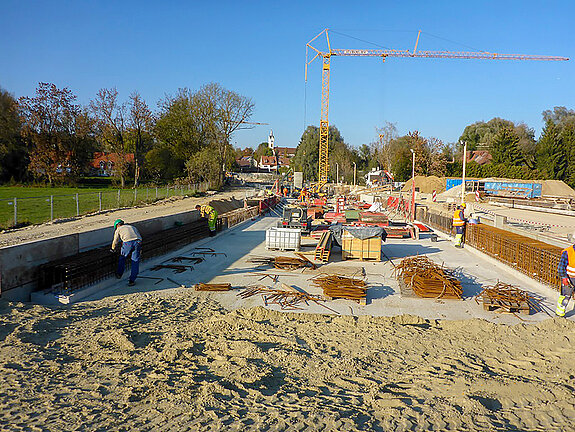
left=556, top=295, right=567, bottom=317
left=128, top=280, right=135, bottom=287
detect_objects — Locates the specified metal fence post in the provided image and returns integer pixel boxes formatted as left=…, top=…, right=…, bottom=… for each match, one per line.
left=98, top=192, right=102, bottom=212
left=75, top=193, right=79, bottom=216
left=155, top=187, right=158, bottom=199
left=50, top=195, right=54, bottom=221
left=134, top=188, right=137, bottom=204
left=166, top=185, right=169, bottom=198
left=146, top=188, right=149, bottom=202
left=117, top=189, right=121, bottom=208
left=13, top=197, right=17, bottom=226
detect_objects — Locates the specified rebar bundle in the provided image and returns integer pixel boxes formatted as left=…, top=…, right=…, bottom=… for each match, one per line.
left=311, top=274, right=367, bottom=301
left=475, top=281, right=547, bottom=315
left=194, top=283, right=232, bottom=291
left=396, top=256, right=462, bottom=299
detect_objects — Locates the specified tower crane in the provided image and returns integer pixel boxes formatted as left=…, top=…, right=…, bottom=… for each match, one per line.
left=305, top=28, right=568, bottom=190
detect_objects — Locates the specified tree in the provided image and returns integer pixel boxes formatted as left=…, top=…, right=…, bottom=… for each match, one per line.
left=90, top=88, right=131, bottom=187
left=0, top=88, right=27, bottom=182
left=186, top=146, right=221, bottom=186
left=491, top=127, right=524, bottom=166
left=372, top=122, right=398, bottom=171
left=254, top=142, right=272, bottom=161
left=19, top=82, right=93, bottom=185
left=127, top=92, right=154, bottom=187
left=292, top=125, right=354, bottom=182
left=194, top=83, right=254, bottom=184
left=459, top=118, right=535, bottom=163
left=155, top=88, right=203, bottom=161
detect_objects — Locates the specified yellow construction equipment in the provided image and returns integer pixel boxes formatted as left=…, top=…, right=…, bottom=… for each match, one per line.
left=305, top=28, right=568, bottom=189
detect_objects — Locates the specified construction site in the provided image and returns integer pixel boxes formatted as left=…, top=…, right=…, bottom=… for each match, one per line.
left=2, top=22, right=575, bottom=432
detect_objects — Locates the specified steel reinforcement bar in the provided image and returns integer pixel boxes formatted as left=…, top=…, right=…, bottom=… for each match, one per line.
left=416, top=207, right=562, bottom=290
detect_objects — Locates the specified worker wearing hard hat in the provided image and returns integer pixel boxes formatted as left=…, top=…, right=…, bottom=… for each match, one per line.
left=196, top=204, right=218, bottom=236
left=111, top=219, right=142, bottom=286
left=556, top=233, right=575, bottom=317
left=452, top=203, right=467, bottom=248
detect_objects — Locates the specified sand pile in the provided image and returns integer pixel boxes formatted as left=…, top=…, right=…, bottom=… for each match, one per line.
left=208, top=197, right=245, bottom=214
left=402, top=176, right=445, bottom=194
left=542, top=180, right=575, bottom=198
left=1, top=292, right=574, bottom=431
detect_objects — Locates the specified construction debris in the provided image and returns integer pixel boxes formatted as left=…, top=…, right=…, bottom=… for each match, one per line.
left=194, top=283, right=232, bottom=291
left=170, top=256, right=205, bottom=264
left=396, top=256, right=462, bottom=299
left=248, top=255, right=316, bottom=270
left=311, top=274, right=367, bottom=304
left=238, top=284, right=338, bottom=313
left=475, top=282, right=548, bottom=315
left=151, top=264, right=193, bottom=273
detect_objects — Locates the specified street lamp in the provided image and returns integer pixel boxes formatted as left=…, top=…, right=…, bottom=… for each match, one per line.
left=353, top=162, right=357, bottom=187
left=460, top=140, right=467, bottom=206
left=410, top=149, right=415, bottom=221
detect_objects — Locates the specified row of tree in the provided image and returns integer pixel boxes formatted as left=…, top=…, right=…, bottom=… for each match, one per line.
left=0, top=82, right=254, bottom=188
left=2, top=81, right=574, bottom=188
left=290, top=107, right=575, bottom=187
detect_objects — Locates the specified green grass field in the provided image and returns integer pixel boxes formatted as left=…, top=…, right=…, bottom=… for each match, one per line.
left=0, top=184, right=199, bottom=229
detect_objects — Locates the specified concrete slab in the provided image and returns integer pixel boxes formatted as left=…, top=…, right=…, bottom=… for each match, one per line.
left=80, top=214, right=572, bottom=324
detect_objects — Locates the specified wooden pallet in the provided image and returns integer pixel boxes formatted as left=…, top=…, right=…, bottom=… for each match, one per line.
left=315, top=231, right=333, bottom=263
left=482, top=297, right=530, bottom=315
left=324, top=295, right=367, bottom=306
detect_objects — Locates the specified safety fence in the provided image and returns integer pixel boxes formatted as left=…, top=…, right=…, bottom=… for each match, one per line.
left=416, top=207, right=562, bottom=290
left=0, top=182, right=213, bottom=229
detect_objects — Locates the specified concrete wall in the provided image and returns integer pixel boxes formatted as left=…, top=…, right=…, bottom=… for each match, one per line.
left=0, top=209, right=202, bottom=302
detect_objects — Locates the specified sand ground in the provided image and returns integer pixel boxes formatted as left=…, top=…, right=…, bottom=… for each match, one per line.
left=2, top=214, right=575, bottom=430
left=1, top=293, right=574, bottom=431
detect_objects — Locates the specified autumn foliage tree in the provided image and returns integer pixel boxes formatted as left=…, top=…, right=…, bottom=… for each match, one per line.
left=19, top=83, right=94, bottom=185
left=90, top=88, right=131, bottom=187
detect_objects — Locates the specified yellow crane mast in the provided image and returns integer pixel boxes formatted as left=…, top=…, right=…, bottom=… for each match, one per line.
left=305, top=28, right=568, bottom=189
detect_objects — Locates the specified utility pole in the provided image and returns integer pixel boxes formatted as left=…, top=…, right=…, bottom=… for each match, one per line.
left=410, top=149, right=416, bottom=221
left=461, top=141, right=467, bottom=205
left=353, top=162, right=357, bottom=187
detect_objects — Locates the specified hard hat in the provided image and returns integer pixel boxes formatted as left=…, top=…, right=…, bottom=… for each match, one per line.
left=114, top=219, right=124, bottom=230
left=461, top=203, right=467, bottom=209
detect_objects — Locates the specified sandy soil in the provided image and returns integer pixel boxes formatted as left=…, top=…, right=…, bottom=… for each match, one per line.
left=1, top=291, right=574, bottom=431
left=0, top=188, right=255, bottom=248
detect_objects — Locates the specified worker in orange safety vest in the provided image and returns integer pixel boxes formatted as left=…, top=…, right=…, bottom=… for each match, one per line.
left=556, top=236, right=575, bottom=317
left=452, top=203, right=466, bottom=248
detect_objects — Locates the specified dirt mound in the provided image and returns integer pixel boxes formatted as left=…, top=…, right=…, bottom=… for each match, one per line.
left=542, top=180, right=575, bottom=198
left=208, top=197, right=245, bottom=214
left=402, top=175, right=445, bottom=194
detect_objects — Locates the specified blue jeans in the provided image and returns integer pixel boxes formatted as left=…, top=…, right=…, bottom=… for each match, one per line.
left=117, top=240, right=142, bottom=282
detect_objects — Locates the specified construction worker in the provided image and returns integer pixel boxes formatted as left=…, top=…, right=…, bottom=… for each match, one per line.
left=452, top=203, right=467, bottom=248
left=111, top=219, right=142, bottom=286
left=298, top=187, right=308, bottom=203
left=283, top=186, right=288, bottom=197
left=556, top=235, right=575, bottom=317
left=196, top=204, right=218, bottom=236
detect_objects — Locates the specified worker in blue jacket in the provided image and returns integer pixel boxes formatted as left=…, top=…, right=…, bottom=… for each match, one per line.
left=556, top=236, right=575, bottom=317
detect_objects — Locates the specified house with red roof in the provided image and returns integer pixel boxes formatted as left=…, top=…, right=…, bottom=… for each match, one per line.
left=90, top=152, right=135, bottom=176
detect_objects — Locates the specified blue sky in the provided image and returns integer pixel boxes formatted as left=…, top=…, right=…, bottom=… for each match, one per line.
left=1, top=0, right=573, bottom=151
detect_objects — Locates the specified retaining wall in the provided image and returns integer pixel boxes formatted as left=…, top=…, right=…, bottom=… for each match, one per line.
left=0, top=192, right=275, bottom=302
